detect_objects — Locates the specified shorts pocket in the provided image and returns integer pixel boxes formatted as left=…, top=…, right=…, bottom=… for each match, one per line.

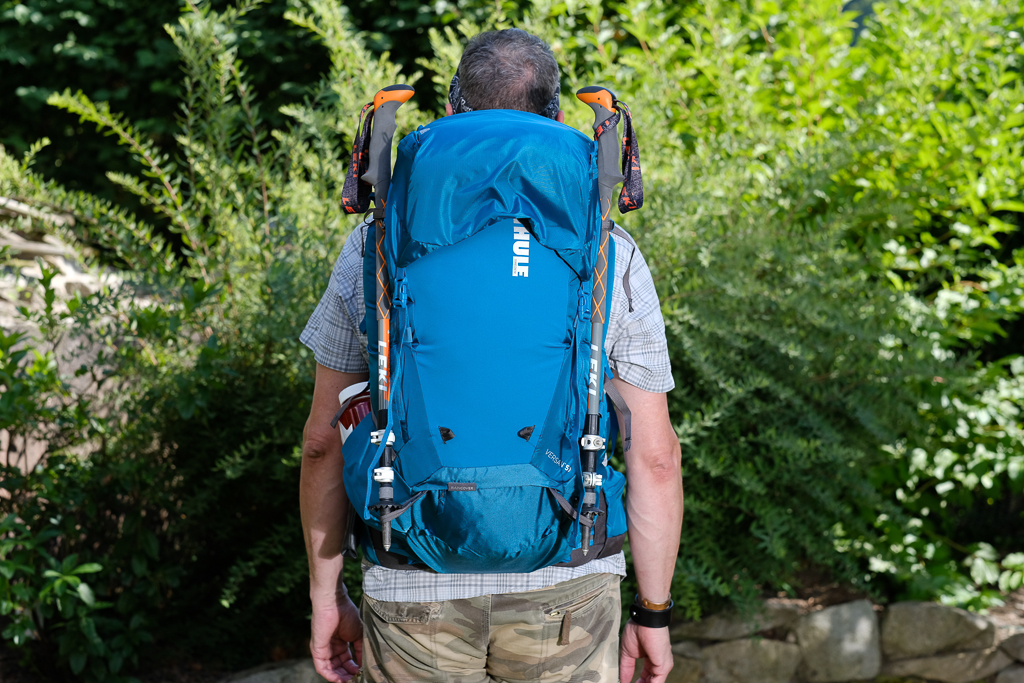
left=536, top=576, right=621, bottom=681
left=543, top=580, right=613, bottom=622
left=365, top=596, right=441, bottom=624
left=487, top=575, right=621, bottom=683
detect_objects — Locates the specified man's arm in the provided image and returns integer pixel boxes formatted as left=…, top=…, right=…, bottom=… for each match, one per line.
left=301, top=362, right=369, bottom=683
left=613, top=377, right=683, bottom=683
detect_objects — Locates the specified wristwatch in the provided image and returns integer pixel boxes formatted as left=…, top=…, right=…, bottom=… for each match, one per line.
left=629, top=594, right=673, bottom=628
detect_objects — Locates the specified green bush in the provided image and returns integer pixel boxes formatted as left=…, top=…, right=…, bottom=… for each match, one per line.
left=1, top=0, right=1023, bottom=678
left=2, top=0, right=405, bottom=674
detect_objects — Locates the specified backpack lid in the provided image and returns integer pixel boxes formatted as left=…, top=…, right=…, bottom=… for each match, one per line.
left=386, top=110, right=601, bottom=277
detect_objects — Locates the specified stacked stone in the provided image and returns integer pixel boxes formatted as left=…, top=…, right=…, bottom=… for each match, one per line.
left=659, top=599, right=1024, bottom=683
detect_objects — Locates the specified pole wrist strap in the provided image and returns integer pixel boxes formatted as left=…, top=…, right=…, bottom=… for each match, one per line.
left=629, top=595, right=673, bottom=628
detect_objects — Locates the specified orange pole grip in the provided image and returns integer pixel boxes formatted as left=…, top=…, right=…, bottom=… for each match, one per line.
left=575, top=86, right=614, bottom=113
left=374, top=84, right=415, bottom=111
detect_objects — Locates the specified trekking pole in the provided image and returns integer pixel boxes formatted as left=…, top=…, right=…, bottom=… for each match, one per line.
left=363, top=84, right=415, bottom=552
left=575, top=86, right=626, bottom=554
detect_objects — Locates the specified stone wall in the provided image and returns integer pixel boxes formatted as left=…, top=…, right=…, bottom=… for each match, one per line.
left=664, top=597, right=1024, bottom=683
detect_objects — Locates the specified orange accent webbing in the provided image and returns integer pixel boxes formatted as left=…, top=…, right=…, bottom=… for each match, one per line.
left=591, top=230, right=609, bottom=325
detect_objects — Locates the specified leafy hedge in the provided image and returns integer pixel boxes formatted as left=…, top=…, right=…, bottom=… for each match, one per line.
left=1, top=0, right=1023, bottom=679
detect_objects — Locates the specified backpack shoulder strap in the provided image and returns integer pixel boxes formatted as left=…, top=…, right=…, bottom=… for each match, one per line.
left=604, top=379, right=631, bottom=452
left=610, top=224, right=636, bottom=313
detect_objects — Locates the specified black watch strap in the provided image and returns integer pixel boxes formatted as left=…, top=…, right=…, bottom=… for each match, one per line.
left=629, top=595, right=673, bottom=628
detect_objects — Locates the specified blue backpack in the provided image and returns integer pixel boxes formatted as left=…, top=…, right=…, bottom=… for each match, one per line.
left=342, top=108, right=631, bottom=573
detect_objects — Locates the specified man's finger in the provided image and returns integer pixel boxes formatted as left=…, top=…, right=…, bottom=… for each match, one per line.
left=619, top=653, right=637, bottom=683
left=327, top=643, right=361, bottom=677
left=353, top=638, right=364, bottom=666
left=340, top=654, right=360, bottom=675
left=647, top=654, right=674, bottom=683
left=313, top=657, right=347, bottom=683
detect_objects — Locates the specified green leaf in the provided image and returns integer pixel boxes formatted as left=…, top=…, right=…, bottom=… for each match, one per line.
left=1003, top=553, right=1024, bottom=570
left=76, top=582, right=96, bottom=607
left=69, top=651, right=87, bottom=674
left=61, top=554, right=79, bottom=574
left=72, top=563, right=103, bottom=575
left=991, top=200, right=1024, bottom=213
left=141, top=530, right=159, bottom=560
left=971, top=558, right=1001, bottom=585
left=79, top=615, right=102, bottom=646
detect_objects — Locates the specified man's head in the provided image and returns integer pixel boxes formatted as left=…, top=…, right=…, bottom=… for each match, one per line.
left=448, top=29, right=561, bottom=120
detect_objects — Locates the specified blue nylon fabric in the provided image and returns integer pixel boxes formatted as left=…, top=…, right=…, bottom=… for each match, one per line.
left=397, top=221, right=574, bottom=478
left=385, top=111, right=600, bottom=276
left=405, top=485, right=574, bottom=573
left=341, top=411, right=384, bottom=565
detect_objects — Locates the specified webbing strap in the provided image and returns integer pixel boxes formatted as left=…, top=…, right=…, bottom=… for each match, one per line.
left=594, top=100, right=643, bottom=213
left=380, top=491, right=426, bottom=524
left=547, top=488, right=595, bottom=528
left=605, top=381, right=632, bottom=452
left=610, top=225, right=636, bottom=313
left=341, top=103, right=375, bottom=214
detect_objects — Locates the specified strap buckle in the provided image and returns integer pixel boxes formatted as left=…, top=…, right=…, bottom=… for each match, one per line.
left=371, top=430, right=395, bottom=446
left=393, top=279, right=408, bottom=308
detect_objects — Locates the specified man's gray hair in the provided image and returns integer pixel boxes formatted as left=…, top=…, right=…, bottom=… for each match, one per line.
left=458, top=29, right=560, bottom=116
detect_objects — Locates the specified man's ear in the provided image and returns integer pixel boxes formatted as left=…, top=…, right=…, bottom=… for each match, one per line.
left=445, top=103, right=453, bottom=117
left=556, top=110, right=565, bottom=124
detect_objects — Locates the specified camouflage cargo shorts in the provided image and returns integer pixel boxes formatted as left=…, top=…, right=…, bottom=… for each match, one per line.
left=359, top=572, right=621, bottom=683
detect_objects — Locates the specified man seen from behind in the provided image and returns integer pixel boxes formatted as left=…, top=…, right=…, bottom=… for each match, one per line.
left=299, top=28, right=683, bottom=683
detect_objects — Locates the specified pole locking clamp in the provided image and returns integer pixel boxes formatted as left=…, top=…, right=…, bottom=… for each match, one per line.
left=370, top=430, right=395, bottom=446
left=582, top=472, right=604, bottom=488
left=373, top=466, right=395, bottom=484
left=580, top=434, right=606, bottom=451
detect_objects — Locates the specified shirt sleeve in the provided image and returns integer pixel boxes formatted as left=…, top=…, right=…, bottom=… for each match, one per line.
left=605, top=228, right=675, bottom=394
left=299, top=221, right=371, bottom=373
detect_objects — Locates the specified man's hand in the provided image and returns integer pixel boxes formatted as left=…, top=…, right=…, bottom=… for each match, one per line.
left=311, top=592, right=364, bottom=683
left=619, top=622, right=673, bottom=683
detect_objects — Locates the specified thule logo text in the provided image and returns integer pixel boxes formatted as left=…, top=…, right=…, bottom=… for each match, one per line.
left=513, top=220, right=530, bottom=277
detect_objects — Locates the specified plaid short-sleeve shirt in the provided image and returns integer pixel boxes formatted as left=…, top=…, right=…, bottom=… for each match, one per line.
left=300, top=219, right=674, bottom=602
